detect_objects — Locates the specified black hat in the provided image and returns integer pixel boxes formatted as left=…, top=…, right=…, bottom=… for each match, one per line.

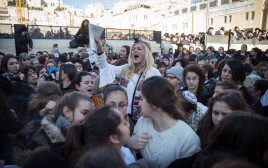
left=234, top=26, right=239, bottom=29
left=209, top=27, right=214, bottom=30
left=220, top=27, right=224, bottom=31
left=162, top=54, right=170, bottom=61
left=255, top=28, right=260, bottom=31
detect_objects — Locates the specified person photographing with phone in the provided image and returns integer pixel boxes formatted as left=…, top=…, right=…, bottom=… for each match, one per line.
left=15, top=25, right=33, bottom=56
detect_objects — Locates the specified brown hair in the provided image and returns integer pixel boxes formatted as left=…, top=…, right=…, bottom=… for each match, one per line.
left=183, top=64, right=205, bottom=101
left=141, top=76, right=184, bottom=120
left=64, top=106, right=122, bottom=164
left=80, top=19, right=89, bottom=31
left=53, top=91, right=93, bottom=122
left=197, top=90, right=249, bottom=148
left=59, top=64, right=77, bottom=90
left=27, top=82, right=61, bottom=120
left=210, top=112, right=268, bottom=167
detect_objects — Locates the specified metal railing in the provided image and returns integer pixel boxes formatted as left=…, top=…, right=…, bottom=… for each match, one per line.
left=0, top=24, right=80, bottom=39
left=0, top=24, right=162, bottom=43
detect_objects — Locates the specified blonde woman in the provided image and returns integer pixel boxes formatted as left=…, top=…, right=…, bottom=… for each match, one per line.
left=94, top=38, right=160, bottom=122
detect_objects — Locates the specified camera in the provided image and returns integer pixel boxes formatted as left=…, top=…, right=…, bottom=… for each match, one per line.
left=4, top=72, right=24, bottom=82
left=42, top=66, right=59, bottom=81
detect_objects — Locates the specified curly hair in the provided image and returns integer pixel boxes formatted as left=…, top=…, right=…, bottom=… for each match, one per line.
left=183, top=64, right=205, bottom=101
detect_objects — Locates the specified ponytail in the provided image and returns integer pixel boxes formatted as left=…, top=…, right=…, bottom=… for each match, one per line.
left=162, top=105, right=185, bottom=121
left=64, top=125, right=84, bottom=161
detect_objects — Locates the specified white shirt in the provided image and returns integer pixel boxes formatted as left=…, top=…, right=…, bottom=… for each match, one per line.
left=134, top=117, right=201, bottom=168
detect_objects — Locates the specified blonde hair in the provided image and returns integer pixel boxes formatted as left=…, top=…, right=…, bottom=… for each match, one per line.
left=121, top=40, right=154, bottom=80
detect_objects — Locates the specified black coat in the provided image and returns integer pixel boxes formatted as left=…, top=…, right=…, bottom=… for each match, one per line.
left=15, top=33, right=33, bottom=56
left=14, top=115, right=65, bottom=166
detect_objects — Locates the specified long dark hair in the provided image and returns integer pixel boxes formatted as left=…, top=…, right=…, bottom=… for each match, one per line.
left=141, top=76, right=184, bottom=120
left=197, top=90, right=249, bottom=148
left=80, top=19, right=89, bottom=32
left=75, top=146, right=127, bottom=168
left=1, top=54, right=19, bottom=73
left=183, top=64, right=205, bottom=101
left=209, top=112, right=268, bottom=167
left=59, top=64, right=77, bottom=89
left=53, top=91, right=93, bottom=122
left=64, top=106, right=121, bottom=163
left=220, top=59, right=246, bottom=85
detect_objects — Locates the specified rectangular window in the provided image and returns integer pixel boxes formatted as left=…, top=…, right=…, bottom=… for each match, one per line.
left=251, top=11, right=255, bottom=20
left=245, top=12, right=249, bottom=20
left=224, top=16, right=227, bottom=23
left=174, top=10, right=180, bottom=15
left=182, top=8, right=188, bottom=13
left=221, top=0, right=229, bottom=5
left=190, top=6, right=197, bottom=12
left=200, top=4, right=206, bottom=10
left=229, top=15, right=232, bottom=23
left=186, top=22, right=188, bottom=29
left=211, top=18, right=213, bottom=25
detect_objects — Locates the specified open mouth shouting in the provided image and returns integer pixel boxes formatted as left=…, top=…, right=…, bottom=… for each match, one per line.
left=133, top=54, right=140, bottom=61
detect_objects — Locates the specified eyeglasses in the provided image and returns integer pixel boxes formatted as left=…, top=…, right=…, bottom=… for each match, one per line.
left=23, top=58, right=30, bottom=61
left=186, top=77, right=199, bottom=81
left=166, top=76, right=177, bottom=80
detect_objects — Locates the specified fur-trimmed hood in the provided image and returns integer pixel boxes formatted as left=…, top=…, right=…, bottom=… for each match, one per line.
left=14, top=115, right=65, bottom=166
left=41, top=115, right=65, bottom=144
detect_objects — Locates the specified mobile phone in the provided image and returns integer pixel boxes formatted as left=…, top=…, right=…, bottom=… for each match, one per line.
left=53, top=44, right=58, bottom=48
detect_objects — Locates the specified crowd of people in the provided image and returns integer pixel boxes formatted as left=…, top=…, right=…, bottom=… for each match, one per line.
left=163, top=26, right=268, bottom=46
left=0, top=24, right=268, bottom=168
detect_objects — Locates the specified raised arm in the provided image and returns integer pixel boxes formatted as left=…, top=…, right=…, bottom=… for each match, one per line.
left=94, top=38, right=124, bottom=87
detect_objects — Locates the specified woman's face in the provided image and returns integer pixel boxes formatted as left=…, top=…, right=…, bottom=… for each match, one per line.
left=71, top=99, right=94, bottom=126
left=7, top=58, right=19, bottom=74
left=27, top=69, right=38, bottom=86
left=90, top=71, right=98, bottom=81
left=139, top=92, right=152, bottom=118
left=221, top=64, right=233, bottom=83
left=36, top=53, right=42, bottom=58
left=32, top=60, right=39, bottom=66
left=213, top=86, right=224, bottom=97
left=185, top=72, right=199, bottom=91
left=158, top=65, right=166, bottom=74
left=74, top=62, right=83, bottom=72
left=195, top=48, right=201, bottom=54
left=250, top=49, right=257, bottom=57
left=212, top=101, right=233, bottom=126
left=39, top=67, right=47, bottom=76
left=76, top=75, right=94, bottom=98
left=166, top=74, right=181, bottom=90
left=21, top=56, right=31, bottom=65
left=115, top=110, right=130, bottom=146
left=218, top=47, right=224, bottom=54
left=83, top=20, right=89, bottom=27
left=119, top=47, right=128, bottom=58
left=207, top=48, right=212, bottom=55
left=257, top=66, right=267, bottom=78
left=105, top=91, right=128, bottom=117
left=132, top=43, right=145, bottom=65
left=162, top=58, right=169, bottom=66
